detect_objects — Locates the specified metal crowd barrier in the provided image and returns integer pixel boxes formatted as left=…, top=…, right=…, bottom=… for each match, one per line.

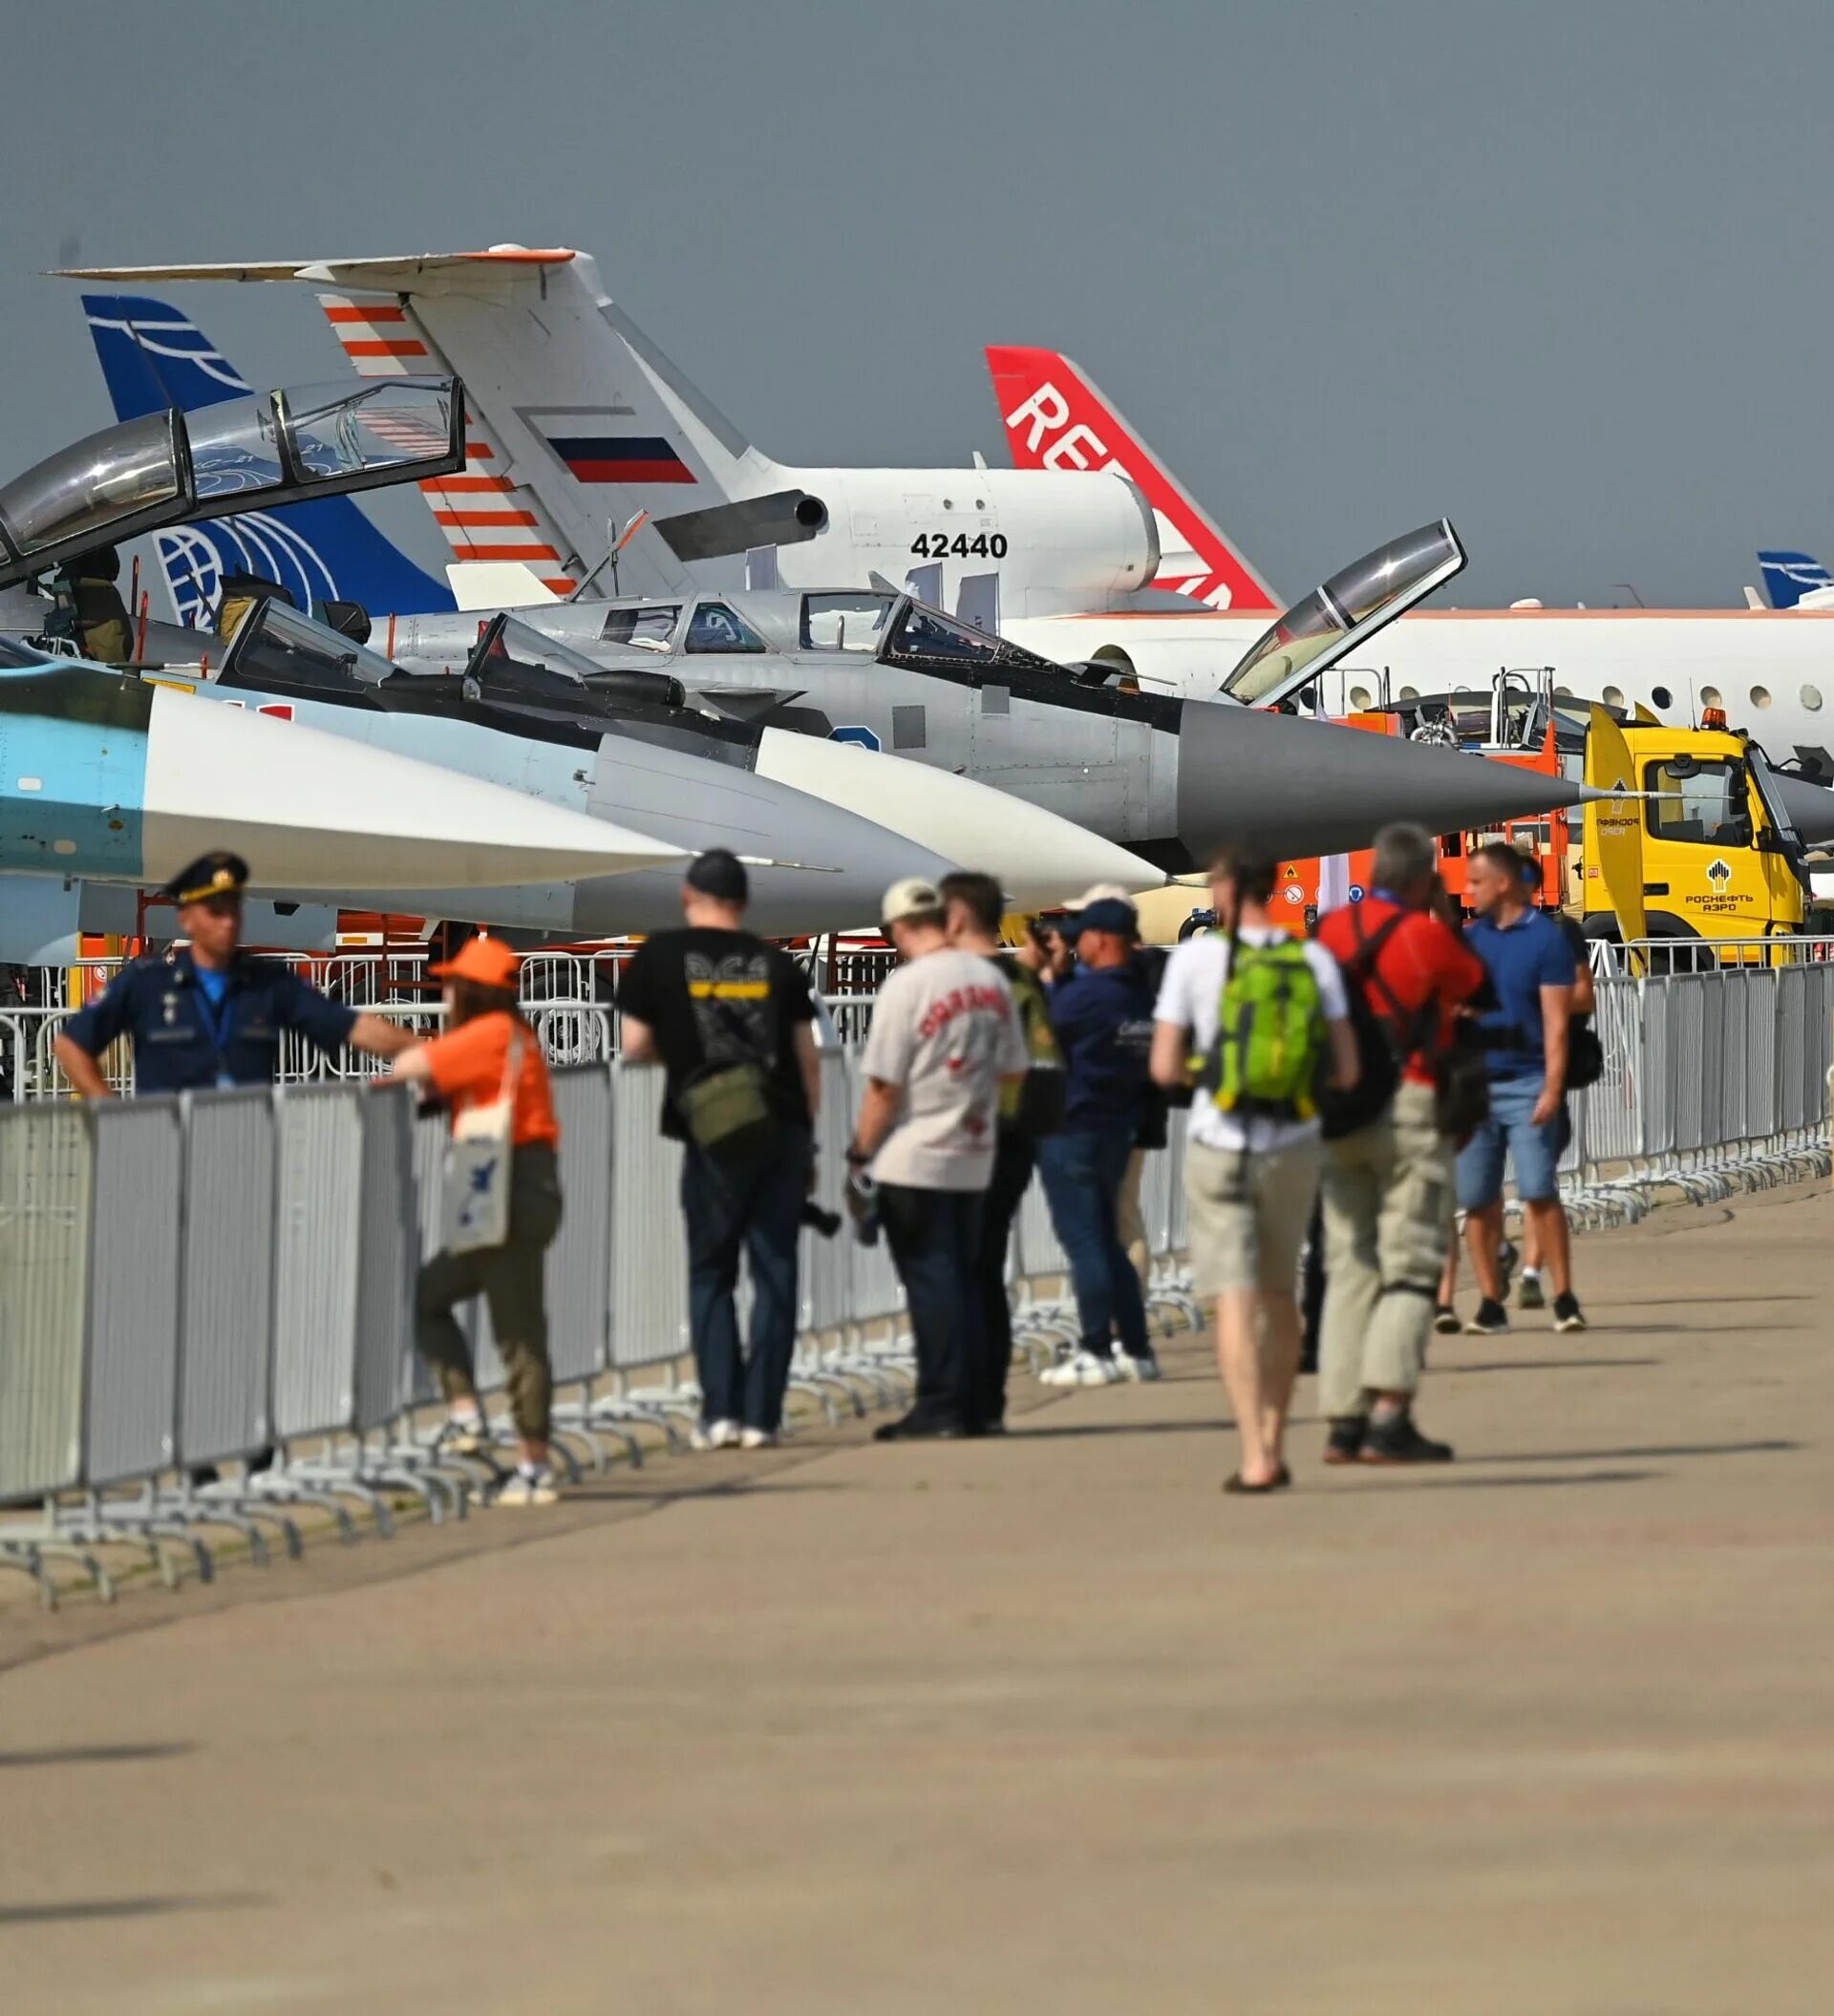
left=2, top=959, right=1827, bottom=1606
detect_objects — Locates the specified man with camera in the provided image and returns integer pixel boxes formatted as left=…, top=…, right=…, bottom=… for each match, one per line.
left=618, top=850, right=821, bottom=1452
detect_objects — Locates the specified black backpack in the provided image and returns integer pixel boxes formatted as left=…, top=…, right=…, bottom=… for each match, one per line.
left=1317, top=907, right=1416, bottom=1141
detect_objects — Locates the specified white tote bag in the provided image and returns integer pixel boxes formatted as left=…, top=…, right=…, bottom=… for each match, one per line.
left=440, top=1030, right=524, bottom=1255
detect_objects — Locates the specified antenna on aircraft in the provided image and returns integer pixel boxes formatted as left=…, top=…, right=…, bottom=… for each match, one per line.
left=569, top=512, right=651, bottom=603
left=1610, top=583, right=1647, bottom=607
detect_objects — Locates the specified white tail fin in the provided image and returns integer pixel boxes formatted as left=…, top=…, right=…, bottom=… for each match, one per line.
left=316, top=250, right=778, bottom=597
left=985, top=345, right=1278, bottom=614
left=319, top=291, right=580, bottom=597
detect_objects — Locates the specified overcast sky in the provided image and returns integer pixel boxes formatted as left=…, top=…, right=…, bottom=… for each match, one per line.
left=2, top=0, right=1829, bottom=609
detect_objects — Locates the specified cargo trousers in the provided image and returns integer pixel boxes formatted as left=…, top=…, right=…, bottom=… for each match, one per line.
left=1317, top=1082, right=1454, bottom=1420
left=416, top=1143, right=564, bottom=1442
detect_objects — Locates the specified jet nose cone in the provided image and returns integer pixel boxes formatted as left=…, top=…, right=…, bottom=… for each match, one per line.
left=754, top=731, right=1162, bottom=911
left=1173, top=701, right=1586, bottom=859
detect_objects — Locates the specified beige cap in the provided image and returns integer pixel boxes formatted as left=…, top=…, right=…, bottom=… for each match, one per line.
left=880, top=876, right=944, bottom=928
left=1069, top=881, right=1136, bottom=910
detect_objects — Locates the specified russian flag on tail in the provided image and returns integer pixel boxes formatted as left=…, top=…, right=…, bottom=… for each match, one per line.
left=547, top=435, right=696, bottom=485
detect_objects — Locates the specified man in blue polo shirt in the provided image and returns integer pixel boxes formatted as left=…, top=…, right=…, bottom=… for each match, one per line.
left=1036, top=895, right=1159, bottom=1387
left=1457, top=841, right=1585, bottom=1336
left=53, top=851, right=412, bottom=1098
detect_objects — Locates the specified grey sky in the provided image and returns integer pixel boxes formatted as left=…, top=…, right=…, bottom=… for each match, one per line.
left=2, top=0, right=1829, bottom=609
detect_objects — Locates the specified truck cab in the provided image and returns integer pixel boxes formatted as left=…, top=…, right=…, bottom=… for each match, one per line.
left=1582, top=718, right=1812, bottom=960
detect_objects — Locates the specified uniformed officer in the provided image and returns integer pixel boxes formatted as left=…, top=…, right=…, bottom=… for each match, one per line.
left=53, top=852, right=414, bottom=1098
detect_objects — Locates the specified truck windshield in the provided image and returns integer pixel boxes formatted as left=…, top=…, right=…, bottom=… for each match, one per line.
left=1644, top=758, right=1752, bottom=848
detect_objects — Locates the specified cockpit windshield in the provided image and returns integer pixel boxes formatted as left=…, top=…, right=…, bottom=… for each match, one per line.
left=881, top=599, right=1065, bottom=676
left=800, top=593, right=893, bottom=652
left=221, top=596, right=399, bottom=698
left=0, top=634, right=50, bottom=669
left=0, top=411, right=184, bottom=570
left=470, top=616, right=599, bottom=687
left=1221, top=520, right=1465, bottom=708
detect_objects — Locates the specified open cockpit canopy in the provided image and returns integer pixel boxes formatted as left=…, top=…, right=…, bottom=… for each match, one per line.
left=0, top=378, right=463, bottom=587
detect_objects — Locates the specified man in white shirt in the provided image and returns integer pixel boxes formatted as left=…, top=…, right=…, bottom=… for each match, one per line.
left=849, top=877, right=1030, bottom=1441
left=1152, top=852, right=1357, bottom=1494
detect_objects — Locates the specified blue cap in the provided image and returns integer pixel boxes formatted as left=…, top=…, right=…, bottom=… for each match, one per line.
left=1077, top=897, right=1138, bottom=938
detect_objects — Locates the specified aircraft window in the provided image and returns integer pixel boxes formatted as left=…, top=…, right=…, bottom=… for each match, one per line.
left=1398, top=685, right=1419, bottom=700
left=223, top=596, right=397, bottom=695
left=1652, top=685, right=1674, bottom=710
left=282, top=379, right=458, bottom=478
left=685, top=602, right=768, bottom=654
left=1750, top=685, right=1772, bottom=709
left=185, top=397, right=286, bottom=500
left=801, top=593, right=893, bottom=652
left=0, top=411, right=182, bottom=557
left=1644, top=758, right=1751, bottom=848
left=0, top=634, right=49, bottom=668
left=598, top=605, right=680, bottom=651
left=1700, top=685, right=1723, bottom=709
left=1349, top=685, right=1374, bottom=711
left=1603, top=686, right=1625, bottom=711
left=1802, top=685, right=1824, bottom=711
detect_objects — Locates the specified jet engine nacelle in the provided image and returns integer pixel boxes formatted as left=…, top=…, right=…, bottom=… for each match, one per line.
left=768, top=467, right=1160, bottom=618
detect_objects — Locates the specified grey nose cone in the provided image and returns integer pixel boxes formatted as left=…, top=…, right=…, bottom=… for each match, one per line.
left=1174, top=700, right=1591, bottom=859
left=1771, top=771, right=1834, bottom=847
left=579, top=734, right=956, bottom=935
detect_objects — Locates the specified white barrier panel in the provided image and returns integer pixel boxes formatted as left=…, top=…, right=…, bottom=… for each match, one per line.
left=545, top=1067, right=614, bottom=1386
left=608, top=1064, right=690, bottom=1370
left=352, top=1092, right=417, bottom=1436
left=0, top=1106, right=92, bottom=1499
left=800, top=1049, right=853, bottom=1334
left=178, top=1090, right=278, bottom=1467
left=271, top=1087, right=366, bottom=1442
left=82, top=1099, right=183, bottom=1488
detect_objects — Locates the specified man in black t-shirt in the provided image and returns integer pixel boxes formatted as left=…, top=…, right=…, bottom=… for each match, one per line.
left=619, top=850, right=821, bottom=1451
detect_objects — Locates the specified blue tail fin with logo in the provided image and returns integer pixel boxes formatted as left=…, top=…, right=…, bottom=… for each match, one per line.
left=81, top=293, right=454, bottom=624
left=1758, top=549, right=1834, bottom=610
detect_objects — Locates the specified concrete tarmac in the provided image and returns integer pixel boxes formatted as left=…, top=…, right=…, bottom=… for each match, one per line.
left=3, top=1180, right=1831, bottom=2014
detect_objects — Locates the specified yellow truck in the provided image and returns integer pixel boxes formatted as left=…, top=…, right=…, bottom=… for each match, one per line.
left=1582, top=708, right=1818, bottom=960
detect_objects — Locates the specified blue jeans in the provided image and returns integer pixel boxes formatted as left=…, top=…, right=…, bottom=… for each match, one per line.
left=879, top=1183, right=988, bottom=1428
left=1456, top=1074, right=1563, bottom=1208
left=680, top=1126, right=811, bottom=1432
left=1037, top=1125, right=1149, bottom=1358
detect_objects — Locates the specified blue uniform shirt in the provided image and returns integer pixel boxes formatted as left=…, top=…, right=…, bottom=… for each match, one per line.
left=62, top=950, right=359, bottom=1094
left=1046, top=960, right=1155, bottom=1133
left=1464, top=909, right=1577, bottom=1079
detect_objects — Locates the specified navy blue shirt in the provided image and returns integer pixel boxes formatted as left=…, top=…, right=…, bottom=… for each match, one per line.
left=1046, top=960, right=1154, bottom=1133
left=1464, top=908, right=1577, bottom=1079
left=62, top=950, right=359, bottom=1094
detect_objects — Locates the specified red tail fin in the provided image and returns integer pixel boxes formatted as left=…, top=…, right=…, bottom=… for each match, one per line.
left=985, top=345, right=1277, bottom=614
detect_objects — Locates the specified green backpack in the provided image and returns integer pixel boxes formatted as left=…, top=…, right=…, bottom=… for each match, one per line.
left=1201, top=933, right=1328, bottom=1121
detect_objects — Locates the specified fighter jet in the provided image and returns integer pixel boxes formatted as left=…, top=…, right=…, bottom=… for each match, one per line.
left=0, top=634, right=686, bottom=906
left=379, top=531, right=1595, bottom=868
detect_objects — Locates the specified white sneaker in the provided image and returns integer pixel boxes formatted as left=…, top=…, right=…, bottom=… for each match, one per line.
left=434, top=1412, right=489, bottom=1457
left=1039, top=1349, right=1120, bottom=1388
left=493, top=1466, right=558, bottom=1507
left=739, top=1426, right=778, bottom=1451
left=1112, top=1348, right=1162, bottom=1382
left=691, top=1418, right=741, bottom=1452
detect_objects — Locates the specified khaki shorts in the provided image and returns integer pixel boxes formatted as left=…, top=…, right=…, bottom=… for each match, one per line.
left=1184, top=1135, right=1324, bottom=1298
